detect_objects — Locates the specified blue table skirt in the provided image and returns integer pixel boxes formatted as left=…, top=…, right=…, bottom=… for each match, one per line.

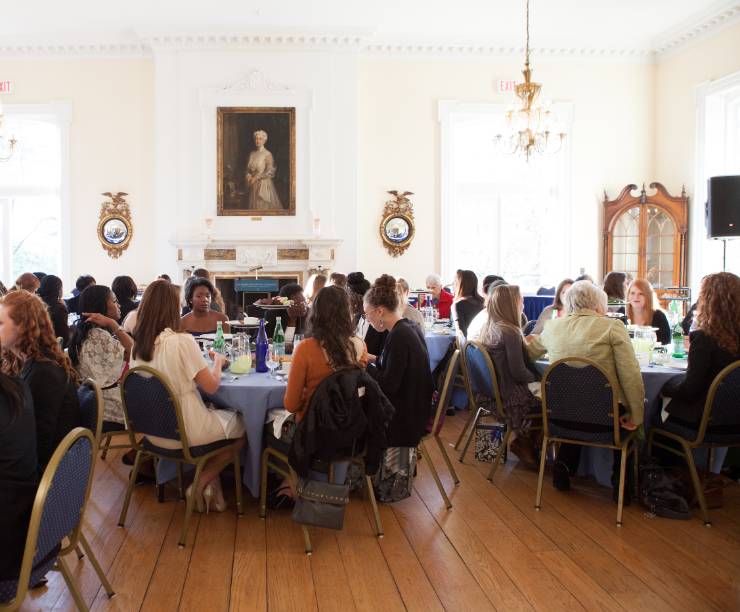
left=523, top=296, right=553, bottom=322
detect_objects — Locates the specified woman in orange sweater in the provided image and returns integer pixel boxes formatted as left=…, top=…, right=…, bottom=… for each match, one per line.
left=265, top=285, right=368, bottom=505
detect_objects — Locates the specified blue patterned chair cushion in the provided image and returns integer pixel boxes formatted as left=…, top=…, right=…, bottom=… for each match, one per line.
left=141, top=436, right=236, bottom=459
left=659, top=419, right=740, bottom=446
left=77, top=385, right=98, bottom=432
left=122, top=372, right=180, bottom=441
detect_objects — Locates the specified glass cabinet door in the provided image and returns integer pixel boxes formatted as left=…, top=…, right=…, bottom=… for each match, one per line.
left=645, top=207, right=676, bottom=289
left=611, top=206, right=640, bottom=280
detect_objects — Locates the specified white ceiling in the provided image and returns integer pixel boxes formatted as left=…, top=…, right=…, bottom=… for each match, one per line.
left=1, top=0, right=738, bottom=55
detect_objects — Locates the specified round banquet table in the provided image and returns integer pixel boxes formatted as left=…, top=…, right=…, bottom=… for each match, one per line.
left=425, top=329, right=456, bottom=371
left=523, top=295, right=553, bottom=322
left=534, top=361, right=727, bottom=486
left=156, top=372, right=286, bottom=497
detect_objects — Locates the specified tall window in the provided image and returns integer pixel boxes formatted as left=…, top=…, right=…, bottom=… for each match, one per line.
left=0, top=104, right=68, bottom=284
left=694, top=70, right=740, bottom=287
left=440, top=102, right=572, bottom=292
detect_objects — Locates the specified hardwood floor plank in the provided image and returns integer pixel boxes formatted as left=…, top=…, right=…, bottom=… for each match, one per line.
left=264, top=509, right=318, bottom=611
left=364, top=503, right=444, bottom=612
left=140, top=505, right=200, bottom=612
left=179, top=507, right=237, bottom=612
left=391, top=491, right=496, bottom=611
left=334, top=500, right=404, bottom=611
left=230, top=498, right=268, bottom=612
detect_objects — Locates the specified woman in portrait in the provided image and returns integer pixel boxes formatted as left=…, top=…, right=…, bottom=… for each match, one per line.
left=245, top=130, right=283, bottom=211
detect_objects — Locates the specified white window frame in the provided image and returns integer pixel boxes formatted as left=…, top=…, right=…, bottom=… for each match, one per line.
left=439, top=99, right=574, bottom=288
left=694, top=70, right=740, bottom=289
left=0, top=101, right=71, bottom=284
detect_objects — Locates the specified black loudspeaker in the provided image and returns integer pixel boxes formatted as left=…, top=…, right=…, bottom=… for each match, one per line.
left=706, top=175, right=740, bottom=238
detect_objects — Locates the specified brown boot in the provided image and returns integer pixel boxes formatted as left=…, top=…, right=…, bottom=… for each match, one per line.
left=510, top=435, right=538, bottom=468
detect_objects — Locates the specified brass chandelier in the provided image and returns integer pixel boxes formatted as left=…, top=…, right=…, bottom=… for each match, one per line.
left=495, top=0, right=565, bottom=161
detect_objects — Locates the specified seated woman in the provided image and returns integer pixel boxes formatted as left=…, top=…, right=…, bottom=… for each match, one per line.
left=270, top=285, right=368, bottom=449
left=479, top=284, right=540, bottom=466
left=111, top=275, right=139, bottom=324
left=69, top=285, right=133, bottom=426
left=38, top=274, right=70, bottom=348
left=626, top=278, right=671, bottom=345
left=452, top=269, right=484, bottom=337
left=396, top=277, right=425, bottom=333
left=0, top=291, right=80, bottom=470
left=0, top=372, right=39, bottom=582
left=662, top=272, right=740, bottom=430
left=531, top=278, right=573, bottom=335
left=305, top=273, right=327, bottom=305
left=425, top=273, right=453, bottom=319
left=527, top=281, right=644, bottom=497
left=181, top=277, right=230, bottom=335
left=278, top=282, right=309, bottom=334
left=13, top=272, right=40, bottom=293
left=602, top=271, right=629, bottom=309
left=132, top=280, right=244, bottom=512
left=365, top=275, right=434, bottom=501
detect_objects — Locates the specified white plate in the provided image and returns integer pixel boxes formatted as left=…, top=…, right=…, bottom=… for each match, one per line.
left=197, top=333, right=234, bottom=340
left=253, top=303, right=290, bottom=310
left=432, top=328, right=452, bottom=335
left=228, top=317, right=260, bottom=326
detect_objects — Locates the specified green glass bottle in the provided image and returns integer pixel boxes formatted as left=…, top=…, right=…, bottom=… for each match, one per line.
left=671, top=322, right=685, bottom=358
left=273, top=316, right=285, bottom=357
left=212, top=320, right=226, bottom=354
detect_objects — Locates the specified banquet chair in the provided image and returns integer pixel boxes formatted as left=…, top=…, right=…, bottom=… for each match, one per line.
left=0, top=428, right=115, bottom=612
left=648, top=360, right=740, bottom=526
left=418, top=349, right=461, bottom=509
left=535, top=358, right=639, bottom=526
left=259, top=443, right=382, bottom=555
left=117, top=366, right=243, bottom=548
left=453, top=331, right=477, bottom=451
left=77, top=379, right=130, bottom=460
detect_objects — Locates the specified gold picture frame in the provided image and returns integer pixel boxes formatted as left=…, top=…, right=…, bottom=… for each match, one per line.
left=379, top=191, right=416, bottom=257
left=98, top=192, right=133, bottom=259
left=217, top=107, right=296, bottom=216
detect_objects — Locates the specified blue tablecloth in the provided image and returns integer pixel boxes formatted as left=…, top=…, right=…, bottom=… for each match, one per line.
left=157, top=372, right=286, bottom=497
left=523, top=295, right=552, bottom=322
left=534, top=362, right=726, bottom=485
left=425, top=330, right=455, bottom=371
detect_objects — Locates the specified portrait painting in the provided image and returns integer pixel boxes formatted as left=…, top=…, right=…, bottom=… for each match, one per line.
left=217, top=107, right=296, bottom=216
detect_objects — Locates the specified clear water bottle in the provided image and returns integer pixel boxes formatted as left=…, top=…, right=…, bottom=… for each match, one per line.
left=273, top=316, right=285, bottom=358
left=255, top=319, right=269, bottom=373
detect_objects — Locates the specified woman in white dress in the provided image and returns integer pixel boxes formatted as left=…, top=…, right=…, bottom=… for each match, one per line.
left=245, top=129, right=283, bottom=211
left=131, top=280, right=245, bottom=513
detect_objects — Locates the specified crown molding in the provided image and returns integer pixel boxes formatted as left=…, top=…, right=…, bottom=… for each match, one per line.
left=1, top=4, right=739, bottom=62
left=652, top=1, right=740, bottom=57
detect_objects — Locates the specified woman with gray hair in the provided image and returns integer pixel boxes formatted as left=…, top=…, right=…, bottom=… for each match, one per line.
left=425, top=273, right=453, bottom=319
left=245, top=129, right=283, bottom=211
left=526, top=280, right=644, bottom=497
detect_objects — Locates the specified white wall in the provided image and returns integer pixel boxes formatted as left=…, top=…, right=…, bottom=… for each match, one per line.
left=358, top=56, right=656, bottom=288
left=0, top=59, right=154, bottom=290
left=655, top=20, right=740, bottom=289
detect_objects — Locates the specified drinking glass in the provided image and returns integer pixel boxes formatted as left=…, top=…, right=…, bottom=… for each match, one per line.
left=292, top=333, right=304, bottom=353
left=266, top=346, right=279, bottom=378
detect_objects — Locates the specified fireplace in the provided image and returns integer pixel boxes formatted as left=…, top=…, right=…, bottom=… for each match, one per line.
left=213, top=272, right=300, bottom=320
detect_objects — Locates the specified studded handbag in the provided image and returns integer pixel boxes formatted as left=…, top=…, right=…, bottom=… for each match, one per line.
left=292, top=477, right=350, bottom=530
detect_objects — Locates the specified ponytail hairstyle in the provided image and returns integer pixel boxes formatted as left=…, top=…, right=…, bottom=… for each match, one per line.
left=69, top=285, right=114, bottom=366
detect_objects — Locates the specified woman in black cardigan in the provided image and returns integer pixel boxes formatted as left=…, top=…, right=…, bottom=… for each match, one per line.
left=364, top=274, right=434, bottom=450
left=662, top=272, right=740, bottom=430
left=452, top=269, right=484, bottom=337
left=0, top=290, right=80, bottom=470
left=0, top=372, right=39, bottom=580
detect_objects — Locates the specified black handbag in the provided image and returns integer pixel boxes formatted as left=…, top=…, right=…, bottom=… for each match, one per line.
left=292, top=477, right=350, bottom=530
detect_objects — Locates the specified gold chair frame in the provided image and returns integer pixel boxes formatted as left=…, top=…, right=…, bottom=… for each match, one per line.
left=458, top=341, right=541, bottom=482
left=0, top=428, right=114, bottom=612
left=534, top=357, right=639, bottom=526
left=418, top=349, right=461, bottom=509
left=648, top=360, right=740, bottom=526
left=117, top=366, right=243, bottom=548
left=453, top=332, right=478, bottom=451
left=259, top=445, right=383, bottom=555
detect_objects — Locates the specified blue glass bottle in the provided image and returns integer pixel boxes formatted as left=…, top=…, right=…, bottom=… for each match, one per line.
left=255, top=318, right=269, bottom=373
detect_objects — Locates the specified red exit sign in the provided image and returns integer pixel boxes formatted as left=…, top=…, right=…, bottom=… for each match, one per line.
left=0, top=81, right=12, bottom=94
left=497, top=79, right=516, bottom=93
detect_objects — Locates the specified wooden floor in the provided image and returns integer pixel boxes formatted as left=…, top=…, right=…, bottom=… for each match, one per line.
left=21, top=413, right=740, bottom=612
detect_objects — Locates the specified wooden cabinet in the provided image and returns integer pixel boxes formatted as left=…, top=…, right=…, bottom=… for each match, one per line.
left=602, top=182, right=688, bottom=289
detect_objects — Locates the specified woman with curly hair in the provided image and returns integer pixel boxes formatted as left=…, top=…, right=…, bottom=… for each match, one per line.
left=0, top=290, right=79, bottom=469
left=180, top=277, right=230, bottom=335
left=663, top=272, right=740, bottom=429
